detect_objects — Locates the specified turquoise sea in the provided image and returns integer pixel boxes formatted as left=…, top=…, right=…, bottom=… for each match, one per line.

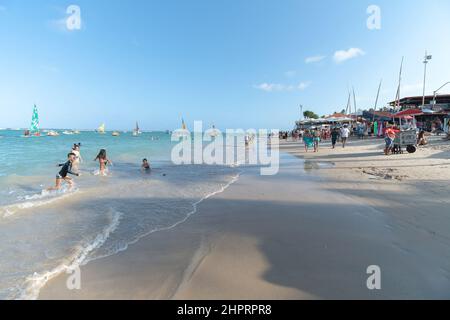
left=0, top=129, right=240, bottom=299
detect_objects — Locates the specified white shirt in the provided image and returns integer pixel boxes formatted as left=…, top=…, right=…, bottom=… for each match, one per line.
left=340, top=128, right=350, bottom=138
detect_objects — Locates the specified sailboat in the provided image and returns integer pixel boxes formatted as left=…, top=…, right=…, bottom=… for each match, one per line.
left=172, top=118, right=190, bottom=139
left=47, top=130, right=60, bottom=136
left=24, top=105, right=41, bottom=137
left=97, top=123, right=106, bottom=134
left=132, top=122, right=142, bottom=136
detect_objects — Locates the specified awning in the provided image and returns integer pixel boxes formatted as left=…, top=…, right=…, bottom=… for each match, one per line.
left=394, top=108, right=423, bottom=117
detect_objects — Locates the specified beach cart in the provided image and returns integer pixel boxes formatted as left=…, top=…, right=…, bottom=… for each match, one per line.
left=393, top=130, right=417, bottom=154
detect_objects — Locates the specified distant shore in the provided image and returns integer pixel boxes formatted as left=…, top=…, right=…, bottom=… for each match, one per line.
left=40, top=137, right=450, bottom=299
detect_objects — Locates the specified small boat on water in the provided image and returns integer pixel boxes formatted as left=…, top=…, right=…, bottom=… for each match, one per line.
left=73, top=130, right=81, bottom=135
left=62, top=130, right=74, bottom=135
left=24, top=105, right=41, bottom=137
left=47, top=130, right=60, bottom=137
left=97, top=123, right=106, bottom=134
left=112, top=131, right=120, bottom=137
left=132, top=121, right=142, bottom=136
left=172, top=118, right=190, bottom=139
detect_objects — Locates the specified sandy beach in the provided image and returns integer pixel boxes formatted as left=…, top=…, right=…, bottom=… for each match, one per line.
left=4, top=0, right=450, bottom=306
left=39, top=137, right=450, bottom=300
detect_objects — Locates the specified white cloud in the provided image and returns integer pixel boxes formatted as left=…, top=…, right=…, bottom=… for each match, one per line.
left=305, top=55, right=326, bottom=64
left=49, top=18, right=69, bottom=32
left=254, top=83, right=286, bottom=92
left=333, top=48, right=365, bottom=63
left=284, top=70, right=297, bottom=78
left=254, top=81, right=311, bottom=92
left=298, top=81, right=311, bottom=90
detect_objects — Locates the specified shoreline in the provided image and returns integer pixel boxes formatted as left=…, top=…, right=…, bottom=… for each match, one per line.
left=39, top=139, right=450, bottom=299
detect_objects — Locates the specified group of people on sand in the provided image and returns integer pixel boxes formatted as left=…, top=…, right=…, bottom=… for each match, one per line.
left=302, top=125, right=351, bottom=153
left=47, top=143, right=151, bottom=191
left=302, top=129, right=321, bottom=153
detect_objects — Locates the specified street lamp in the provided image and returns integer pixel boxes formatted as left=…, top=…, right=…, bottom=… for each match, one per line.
left=432, top=81, right=450, bottom=107
left=422, top=51, right=432, bottom=107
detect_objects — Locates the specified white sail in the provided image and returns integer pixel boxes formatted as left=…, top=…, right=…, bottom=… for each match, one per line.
left=97, top=123, right=106, bottom=134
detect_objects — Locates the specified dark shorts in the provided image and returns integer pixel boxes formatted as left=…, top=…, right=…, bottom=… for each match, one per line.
left=385, top=137, right=394, bottom=148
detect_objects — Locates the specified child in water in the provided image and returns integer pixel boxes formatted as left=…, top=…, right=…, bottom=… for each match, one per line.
left=94, top=149, right=113, bottom=176
left=141, top=158, right=151, bottom=173
left=71, top=143, right=82, bottom=173
left=47, top=153, right=80, bottom=190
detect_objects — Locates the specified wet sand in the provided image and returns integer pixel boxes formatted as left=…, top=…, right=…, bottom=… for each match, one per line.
left=40, top=138, right=450, bottom=299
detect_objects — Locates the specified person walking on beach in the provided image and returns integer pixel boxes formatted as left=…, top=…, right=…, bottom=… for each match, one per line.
left=313, top=129, right=321, bottom=153
left=303, top=130, right=314, bottom=152
left=331, top=127, right=340, bottom=149
left=94, top=149, right=113, bottom=176
left=340, top=125, right=350, bottom=148
left=47, top=153, right=80, bottom=191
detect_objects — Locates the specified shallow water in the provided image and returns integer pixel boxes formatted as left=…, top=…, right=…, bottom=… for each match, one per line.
left=0, top=130, right=241, bottom=299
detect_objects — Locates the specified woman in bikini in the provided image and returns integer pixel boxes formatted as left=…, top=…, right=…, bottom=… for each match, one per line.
left=94, top=149, right=113, bottom=176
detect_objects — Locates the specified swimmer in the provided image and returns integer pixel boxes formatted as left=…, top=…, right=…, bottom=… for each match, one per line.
left=94, top=149, right=113, bottom=176
left=47, top=153, right=80, bottom=191
left=141, top=158, right=151, bottom=173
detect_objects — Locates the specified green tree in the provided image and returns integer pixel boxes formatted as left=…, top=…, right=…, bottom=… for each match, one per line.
left=303, top=110, right=319, bottom=119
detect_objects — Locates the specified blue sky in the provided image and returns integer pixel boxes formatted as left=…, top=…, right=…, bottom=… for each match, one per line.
left=1, top=0, right=450, bottom=130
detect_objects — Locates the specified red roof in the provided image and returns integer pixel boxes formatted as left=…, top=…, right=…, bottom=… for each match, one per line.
left=325, top=113, right=347, bottom=118
left=394, top=108, right=423, bottom=117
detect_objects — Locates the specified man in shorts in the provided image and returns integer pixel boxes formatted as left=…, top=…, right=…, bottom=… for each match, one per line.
left=340, top=125, right=350, bottom=148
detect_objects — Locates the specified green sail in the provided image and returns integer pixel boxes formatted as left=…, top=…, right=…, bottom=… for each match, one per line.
left=30, top=105, right=40, bottom=134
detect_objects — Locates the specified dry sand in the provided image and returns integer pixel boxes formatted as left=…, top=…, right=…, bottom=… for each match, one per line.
left=39, top=137, right=450, bottom=300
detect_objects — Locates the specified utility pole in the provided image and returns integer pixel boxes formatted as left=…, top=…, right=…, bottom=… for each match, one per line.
left=422, top=51, right=432, bottom=107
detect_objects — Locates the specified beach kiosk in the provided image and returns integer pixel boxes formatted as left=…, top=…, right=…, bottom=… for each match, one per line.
left=393, top=110, right=420, bottom=154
